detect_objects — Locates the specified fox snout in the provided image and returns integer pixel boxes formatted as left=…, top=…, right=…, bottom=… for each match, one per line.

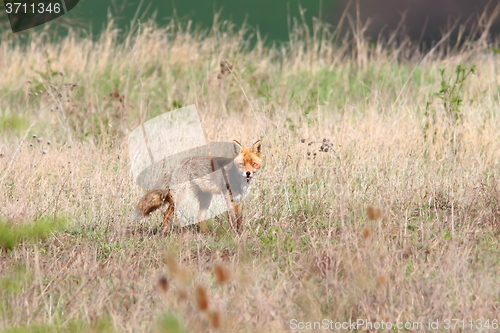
left=244, top=169, right=260, bottom=181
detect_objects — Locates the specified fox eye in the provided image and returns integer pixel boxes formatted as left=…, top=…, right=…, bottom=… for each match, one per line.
left=239, top=163, right=245, bottom=168
left=251, top=162, right=258, bottom=167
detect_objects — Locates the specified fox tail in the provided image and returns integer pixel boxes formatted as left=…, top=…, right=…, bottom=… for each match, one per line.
left=131, top=189, right=170, bottom=221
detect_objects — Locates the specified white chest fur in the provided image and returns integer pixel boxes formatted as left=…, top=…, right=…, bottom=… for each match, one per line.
left=230, top=179, right=253, bottom=203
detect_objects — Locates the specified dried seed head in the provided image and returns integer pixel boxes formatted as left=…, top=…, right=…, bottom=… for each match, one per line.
left=367, top=206, right=382, bottom=220
left=177, top=288, right=188, bottom=302
left=207, top=310, right=221, bottom=328
left=214, top=264, right=231, bottom=283
left=0, top=153, right=3, bottom=158
left=37, top=137, right=42, bottom=143
left=47, top=141, right=51, bottom=145
left=59, top=72, right=64, bottom=76
left=164, top=253, right=179, bottom=275
left=157, top=276, right=169, bottom=292
left=42, top=150, right=47, bottom=155
left=27, top=80, right=31, bottom=84
left=219, top=60, right=233, bottom=75
left=32, top=135, right=37, bottom=139
left=29, top=143, right=33, bottom=147
left=195, top=285, right=209, bottom=311
left=362, top=228, right=371, bottom=238
left=378, top=276, right=386, bottom=284
left=300, top=138, right=305, bottom=143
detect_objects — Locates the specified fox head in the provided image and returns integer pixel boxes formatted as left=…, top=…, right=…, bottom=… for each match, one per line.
left=233, top=140, right=262, bottom=182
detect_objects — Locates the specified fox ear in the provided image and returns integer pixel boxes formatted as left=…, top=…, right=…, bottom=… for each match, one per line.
left=251, top=140, right=261, bottom=156
left=232, top=140, right=243, bottom=156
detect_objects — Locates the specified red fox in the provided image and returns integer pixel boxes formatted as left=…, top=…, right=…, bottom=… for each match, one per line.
left=132, top=140, right=262, bottom=234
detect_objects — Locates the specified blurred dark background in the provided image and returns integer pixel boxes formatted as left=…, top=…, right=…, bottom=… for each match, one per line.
left=2, top=0, right=500, bottom=44
left=328, top=0, right=500, bottom=46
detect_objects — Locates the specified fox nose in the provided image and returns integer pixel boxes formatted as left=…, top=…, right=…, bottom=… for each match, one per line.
left=246, top=171, right=251, bottom=177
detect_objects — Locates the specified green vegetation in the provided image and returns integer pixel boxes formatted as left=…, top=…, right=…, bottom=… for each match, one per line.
left=157, top=312, right=186, bottom=333
left=436, top=63, right=476, bottom=124
left=0, top=216, right=68, bottom=250
left=3, top=316, right=115, bottom=333
left=0, top=114, right=29, bottom=134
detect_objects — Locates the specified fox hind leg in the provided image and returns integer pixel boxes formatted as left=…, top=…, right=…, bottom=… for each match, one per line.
left=197, top=192, right=213, bottom=233
left=161, top=191, right=175, bottom=234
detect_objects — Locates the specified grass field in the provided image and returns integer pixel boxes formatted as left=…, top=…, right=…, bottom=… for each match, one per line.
left=1, top=17, right=500, bottom=332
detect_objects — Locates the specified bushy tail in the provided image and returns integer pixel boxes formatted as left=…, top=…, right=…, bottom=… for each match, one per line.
left=131, top=189, right=170, bottom=221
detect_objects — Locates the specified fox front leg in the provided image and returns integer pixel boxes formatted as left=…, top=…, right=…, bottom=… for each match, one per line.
left=233, top=202, right=243, bottom=234
left=226, top=204, right=238, bottom=233
left=222, top=190, right=238, bottom=232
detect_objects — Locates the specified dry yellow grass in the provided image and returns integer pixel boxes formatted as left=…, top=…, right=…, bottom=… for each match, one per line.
left=1, top=17, right=500, bottom=332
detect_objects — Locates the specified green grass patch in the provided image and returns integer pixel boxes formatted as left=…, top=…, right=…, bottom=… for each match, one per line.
left=0, top=265, right=30, bottom=296
left=157, top=312, right=186, bottom=333
left=3, top=316, right=116, bottom=333
left=0, top=114, right=29, bottom=133
left=0, top=215, right=69, bottom=250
